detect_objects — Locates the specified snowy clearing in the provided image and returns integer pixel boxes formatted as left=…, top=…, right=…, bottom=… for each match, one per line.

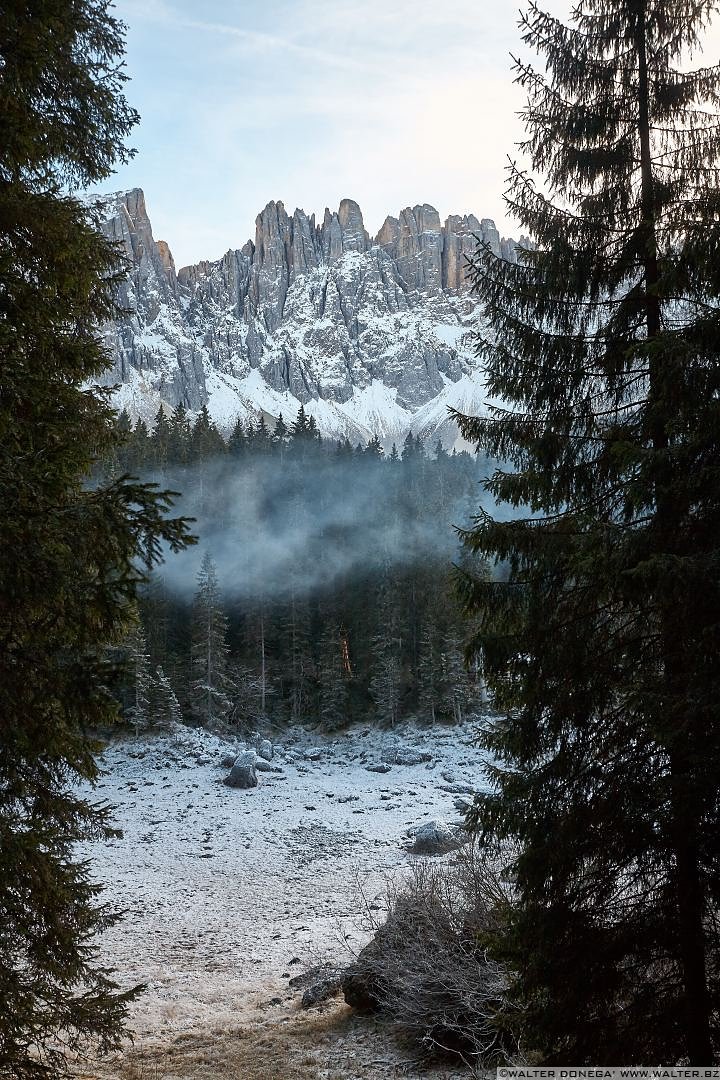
left=72, top=720, right=491, bottom=1079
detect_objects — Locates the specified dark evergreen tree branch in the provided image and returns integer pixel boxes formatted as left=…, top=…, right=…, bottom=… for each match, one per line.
left=0, top=2, right=194, bottom=1074
left=457, top=0, right=720, bottom=1064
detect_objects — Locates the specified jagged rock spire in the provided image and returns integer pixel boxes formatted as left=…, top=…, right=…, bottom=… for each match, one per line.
left=95, top=188, right=521, bottom=444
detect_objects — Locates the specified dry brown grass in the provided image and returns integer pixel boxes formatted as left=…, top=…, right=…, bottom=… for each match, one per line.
left=73, top=1003, right=382, bottom=1080
left=70, top=998, right=472, bottom=1080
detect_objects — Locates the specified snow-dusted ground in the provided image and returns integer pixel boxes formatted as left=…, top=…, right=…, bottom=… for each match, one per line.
left=75, top=720, right=490, bottom=1078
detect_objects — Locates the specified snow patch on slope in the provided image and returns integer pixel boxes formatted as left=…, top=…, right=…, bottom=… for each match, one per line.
left=206, top=369, right=301, bottom=430
left=338, top=381, right=412, bottom=442
left=410, top=373, right=490, bottom=450
left=107, top=366, right=164, bottom=425
left=433, top=322, right=469, bottom=349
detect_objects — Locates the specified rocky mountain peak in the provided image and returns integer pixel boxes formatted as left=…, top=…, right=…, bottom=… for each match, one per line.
left=97, top=188, right=522, bottom=447
left=336, top=198, right=368, bottom=252
left=155, top=240, right=176, bottom=281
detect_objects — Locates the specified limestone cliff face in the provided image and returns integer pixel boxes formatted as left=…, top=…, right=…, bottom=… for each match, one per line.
left=98, top=189, right=206, bottom=409
left=96, top=188, right=525, bottom=444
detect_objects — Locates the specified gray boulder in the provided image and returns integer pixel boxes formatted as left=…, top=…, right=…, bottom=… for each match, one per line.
left=438, top=782, right=475, bottom=795
left=258, top=738, right=273, bottom=761
left=343, top=900, right=421, bottom=1013
left=342, top=937, right=387, bottom=1014
left=405, top=819, right=463, bottom=855
left=288, top=965, right=325, bottom=990
left=223, top=750, right=258, bottom=789
left=288, top=964, right=344, bottom=1007
left=254, top=758, right=285, bottom=774
left=300, top=971, right=344, bottom=1007
left=383, top=746, right=432, bottom=766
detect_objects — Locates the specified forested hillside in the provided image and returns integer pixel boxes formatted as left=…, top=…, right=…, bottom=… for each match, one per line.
left=101, top=405, right=488, bottom=730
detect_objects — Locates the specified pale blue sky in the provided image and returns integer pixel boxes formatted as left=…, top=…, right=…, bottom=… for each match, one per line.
left=97, top=0, right=719, bottom=269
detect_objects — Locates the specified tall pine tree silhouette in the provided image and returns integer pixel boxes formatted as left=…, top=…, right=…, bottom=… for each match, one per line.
left=0, top=0, right=192, bottom=1071
left=456, top=0, right=720, bottom=1064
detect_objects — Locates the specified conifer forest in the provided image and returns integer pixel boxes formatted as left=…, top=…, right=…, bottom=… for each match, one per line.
left=101, top=406, right=487, bottom=732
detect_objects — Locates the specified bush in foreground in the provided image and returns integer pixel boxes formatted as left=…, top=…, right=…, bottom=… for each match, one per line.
left=342, top=842, right=520, bottom=1065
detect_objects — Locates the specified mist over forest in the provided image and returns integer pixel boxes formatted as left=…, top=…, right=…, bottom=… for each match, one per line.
left=103, top=406, right=491, bottom=729
left=143, top=438, right=488, bottom=602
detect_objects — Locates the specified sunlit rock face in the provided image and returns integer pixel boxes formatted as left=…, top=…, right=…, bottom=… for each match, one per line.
left=95, top=188, right=527, bottom=446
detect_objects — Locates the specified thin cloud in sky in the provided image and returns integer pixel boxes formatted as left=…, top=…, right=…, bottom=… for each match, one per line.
left=180, top=18, right=374, bottom=72
left=119, top=0, right=377, bottom=70
left=99, top=0, right=719, bottom=269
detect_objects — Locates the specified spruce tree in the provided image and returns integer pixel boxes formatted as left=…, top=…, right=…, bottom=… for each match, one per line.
left=291, top=403, right=311, bottom=439
left=370, top=568, right=402, bottom=726
left=151, top=666, right=183, bottom=730
left=441, top=633, right=471, bottom=724
left=190, top=552, right=233, bottom=727
left=227, top=416, right=246, bottom=457
left=167, top=402, right=191, bottom=464
left=0, top=0, right=192, bottom=1073
left=138, top=573, right=170, bottom=671
left=280, top=590, right=314, bottom=721
left=401, top=431, right=415, bottom=462
left=456, top=0, right=720, bottom=1064
left=150, top=406, right=171, bottom=468
left=416, top=579, right=471, bottom=724
left=246, top=414, right=270, bottom=457
left=317, top=624, right=351, bottom=729
left=189, top=404, right=224, bottom=461
left=365, top=434, right=384, bottom=458
left=124, top=621, right=151, bottom=735
left=273, top=412, right=288, bottom=440
left=307, top=413, right=320, bottom=442
left=417, top=622, right=443, bottom=724
left=128, top=417, right=151, bottom=473
left=116, top=408, right=132, bottom=447
left=249, top=606, right=273, bottom=718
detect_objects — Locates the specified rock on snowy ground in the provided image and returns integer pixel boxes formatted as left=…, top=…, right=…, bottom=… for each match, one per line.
left=223, top=750, right=259, bottom=788
left=71, top=720, right=490, bottom=1079
left=405, top=819, right=465, bottom=855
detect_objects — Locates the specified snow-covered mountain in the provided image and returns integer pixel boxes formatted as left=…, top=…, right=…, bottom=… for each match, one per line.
left=96, top=189, right=521, bottom=446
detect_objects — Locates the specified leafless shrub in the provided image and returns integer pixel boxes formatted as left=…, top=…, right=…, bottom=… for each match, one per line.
left=343, top=840, right=522, bottom=1066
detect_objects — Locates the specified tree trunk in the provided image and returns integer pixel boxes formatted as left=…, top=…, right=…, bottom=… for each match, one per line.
left=635, top=8, right=713, bottom=1062
left=260, top=612, right=266, bottom=716
left=207, top=612, right=212, bottom=724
